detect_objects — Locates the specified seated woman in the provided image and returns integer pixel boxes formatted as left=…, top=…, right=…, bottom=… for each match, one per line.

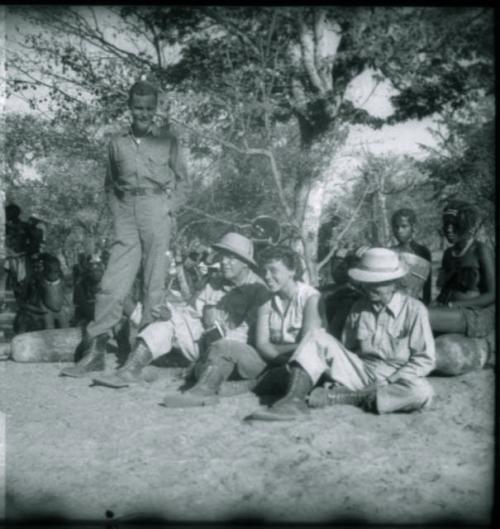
left=163, top=246, right=323, bottom=407
left=429, top=201, right=495, bottom=373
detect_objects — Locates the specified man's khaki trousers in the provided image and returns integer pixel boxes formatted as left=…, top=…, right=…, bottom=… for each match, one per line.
left=87, top=194, right=171, bottom=338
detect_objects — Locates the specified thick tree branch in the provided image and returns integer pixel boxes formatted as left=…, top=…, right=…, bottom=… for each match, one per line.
left=313, top=9, right=342, bottom=92
left=298, top=12, right=324, bottom=93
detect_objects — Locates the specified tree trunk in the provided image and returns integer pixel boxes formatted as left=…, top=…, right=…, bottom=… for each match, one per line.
left=299, top=177, right=328, bottom=285
left=0, top=189, right=5, bottom=262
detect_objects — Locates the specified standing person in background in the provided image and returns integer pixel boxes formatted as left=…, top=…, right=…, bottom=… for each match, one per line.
left=3, top=204, right=29, bottom=303
left=72, top=252, right=88, bottom=287
left=61, top=80, right=188, bottom=378
left=390, top=208, right=432, bottom=305
left=0, top=193, right=6, bottom=311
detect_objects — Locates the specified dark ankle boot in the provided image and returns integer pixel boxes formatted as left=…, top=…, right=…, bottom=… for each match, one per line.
left=60, top=334, right=108, bottom=378
left=308, top=384, right=377, bottom=410
left=92, top=339, right=153, bottom=388
left=269, top=365, right=313, bottom=414
left=162, top=357, right=234, bottom=408
left=244, top=364, right=313, bottom=422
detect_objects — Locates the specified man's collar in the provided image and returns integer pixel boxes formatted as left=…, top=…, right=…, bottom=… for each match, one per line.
left=124, top=123, right=166, bottom=138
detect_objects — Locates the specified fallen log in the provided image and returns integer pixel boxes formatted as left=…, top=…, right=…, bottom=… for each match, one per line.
left=11, top=327, right=83, bottom=362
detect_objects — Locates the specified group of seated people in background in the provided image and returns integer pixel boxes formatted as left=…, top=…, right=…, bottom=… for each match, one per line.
left=3, top=200, right=495, bottom=422
left=58, top=200, right=494, bottom=422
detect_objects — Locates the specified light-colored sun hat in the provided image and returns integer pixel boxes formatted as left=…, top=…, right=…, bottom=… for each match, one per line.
left=348, top=247, right=408, bottom=283
left=212, top=232, right=257, bottom=268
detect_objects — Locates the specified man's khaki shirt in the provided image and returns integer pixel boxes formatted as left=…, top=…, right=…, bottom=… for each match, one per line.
left=104, top=125, right=187, bottom=195
left=342, top=290, right=436, bottom=381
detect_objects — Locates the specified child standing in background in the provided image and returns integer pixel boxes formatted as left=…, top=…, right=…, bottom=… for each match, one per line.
left=391, top=208, right=432, bottom=305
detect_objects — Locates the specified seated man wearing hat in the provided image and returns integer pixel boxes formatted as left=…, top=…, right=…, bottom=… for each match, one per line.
left=92, top=232, right=268, bottom=389
left=247, top=248, right=435, bottom=421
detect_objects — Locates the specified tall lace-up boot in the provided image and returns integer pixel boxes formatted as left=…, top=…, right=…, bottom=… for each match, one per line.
left=59, top=333, right=108, bottom=378
left=92, top=339, right=153, bottom=388
left=162, top=356, right=234, bottom=408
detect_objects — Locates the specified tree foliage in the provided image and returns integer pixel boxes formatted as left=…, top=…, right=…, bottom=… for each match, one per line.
left=5, top=6, right=495, bottom=282
left=1, top=113, right=111, bottom=267
left=420, top=98, right=495, bottom=241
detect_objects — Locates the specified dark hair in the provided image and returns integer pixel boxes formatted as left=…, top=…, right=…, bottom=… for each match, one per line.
left=443, top=201, right=479, bottom=236
left=128, top=81, right=158, bottom=106
left=391, top=208, right=416, bottom=227
left=43, top=255, right=62, bottom=270
left=259, top=246, right=304, bottom=280
left=6, top=204, right=21, bottom=218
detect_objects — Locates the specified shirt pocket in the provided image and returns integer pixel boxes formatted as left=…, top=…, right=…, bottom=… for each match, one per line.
left=146, top=154, right=170, bottom=181
left=387, top=326, right=410, bottom=363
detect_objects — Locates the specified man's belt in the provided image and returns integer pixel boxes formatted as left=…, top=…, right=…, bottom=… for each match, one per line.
left=120, top=187, right=170, bottom=197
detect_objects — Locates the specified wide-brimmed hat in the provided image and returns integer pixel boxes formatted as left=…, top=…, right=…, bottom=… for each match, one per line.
left=348, top=248, right=408, bottom=283
left=212, top=232, right=257, bottom=268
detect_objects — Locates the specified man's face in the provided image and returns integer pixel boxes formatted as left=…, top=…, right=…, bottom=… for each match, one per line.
left=129, top=94, right=157, bottom=133
left=362, top=280, right=396, bottom=307
left=219, top=251, right=247, bottom=282
left=393, top=217, right=413, bottom=245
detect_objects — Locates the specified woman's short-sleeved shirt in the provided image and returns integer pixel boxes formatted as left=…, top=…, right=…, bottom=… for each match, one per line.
left=268, top=281, right=319, bottom=345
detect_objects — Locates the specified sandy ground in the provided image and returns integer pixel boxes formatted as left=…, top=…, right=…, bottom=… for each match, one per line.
left=0, top=351, right=495, bottom=525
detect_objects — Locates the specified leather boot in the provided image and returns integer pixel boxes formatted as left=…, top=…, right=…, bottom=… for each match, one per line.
left=59, top=334, right=108, bottom=378
left=162, top=357, right=234, bottom=408
left=308, top=384, right=378, bottom=410
left=244, top=364, right=313, bottom=422
left=91, top=339, right=153, bottom=388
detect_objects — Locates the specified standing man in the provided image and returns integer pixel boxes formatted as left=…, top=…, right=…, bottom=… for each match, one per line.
left=91, top=232, right=269, bottom=390
left=61, top=80, right=187, bottom=378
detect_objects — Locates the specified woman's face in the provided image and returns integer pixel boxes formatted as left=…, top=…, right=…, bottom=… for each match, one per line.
left=443, top=218, right=458, bottom=244
left=263, top=258, right=295, bottom=293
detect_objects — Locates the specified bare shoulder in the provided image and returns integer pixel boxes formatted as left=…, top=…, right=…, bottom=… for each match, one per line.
left=475, top=240, right=494, bottom=260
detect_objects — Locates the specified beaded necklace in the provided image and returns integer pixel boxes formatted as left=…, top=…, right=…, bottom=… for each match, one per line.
left=451, top=237, right=474, bottom=259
